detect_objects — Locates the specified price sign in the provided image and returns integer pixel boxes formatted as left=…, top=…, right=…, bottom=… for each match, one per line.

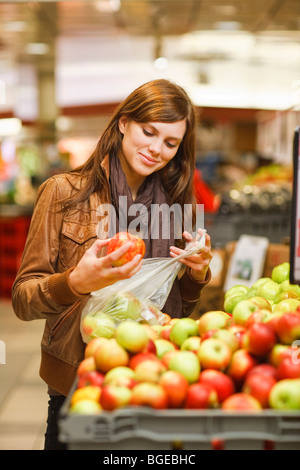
left=290, top=127, right=300, bottom=284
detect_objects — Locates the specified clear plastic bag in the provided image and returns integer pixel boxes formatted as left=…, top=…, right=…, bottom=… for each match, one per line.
left=80, top=230, right=207, bottom=343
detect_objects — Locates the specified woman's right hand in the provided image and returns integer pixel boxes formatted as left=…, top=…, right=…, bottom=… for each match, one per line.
left=68, top=238, right=143, bottom=295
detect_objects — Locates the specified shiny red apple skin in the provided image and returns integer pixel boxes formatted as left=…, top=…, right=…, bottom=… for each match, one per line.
left=159, top=370, right=189, bottom=408
left=107, top=231, right=146, bottom=267
left=77, top=370, right=105, bottom=388
left=199, top=369, right=235, bottom=403
left=242, top=373, right=277, bottom=408
left=184, top=383, right=218, bottom=409
left=246, top=363, right=277, bottom=381
left=276, top=356, right=300, bottom=380
left=275, top=312, right=300, bottom=344
left=222, top=393, right=262, bottom=411
left=130, top=382, right=168, bottom=409
left=242, top=322, right=277, bottom=358
left=227, top=349, right=258, bottom=384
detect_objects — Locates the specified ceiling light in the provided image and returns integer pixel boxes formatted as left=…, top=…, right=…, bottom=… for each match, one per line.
left=214, top=21, right=241, bottom=31
left=153, top=57, right=169, bottom=71
left=0, top=118, right=22, bottom=137
left=94, top=0, right=120, bottom=12
left=25, top=43, right=50, bottom=55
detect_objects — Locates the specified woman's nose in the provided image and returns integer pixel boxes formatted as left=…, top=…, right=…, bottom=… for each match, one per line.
left=149, top=139, right=162, bottom=155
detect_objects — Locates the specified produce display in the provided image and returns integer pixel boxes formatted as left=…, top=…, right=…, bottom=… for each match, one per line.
left=69, top=262, right=300, bottom=415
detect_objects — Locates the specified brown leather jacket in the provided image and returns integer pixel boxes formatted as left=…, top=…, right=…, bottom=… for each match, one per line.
left=12, top=157, right=211, bottom=397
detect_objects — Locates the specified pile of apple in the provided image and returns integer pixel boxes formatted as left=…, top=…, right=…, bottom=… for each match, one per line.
left=69, top=262, right=300, bottom=415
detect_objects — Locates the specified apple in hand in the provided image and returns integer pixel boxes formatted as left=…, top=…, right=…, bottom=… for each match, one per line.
left=242, top=373, right=277, bottom=408
left=199, top=369, right=235, bottom=403
left=169, top=318, right=199, bottom=347
left=94, top=338, right=129, bottom=373
left=169, top=350, right=200, bottom=384
left=197, top=338, right=232, bottom=371
left=81, top=313, right=116, bottom=342
left=222, top=393, right=262, bottom=411
left=269, top=379, right=300, bottom=410
left=242, top=322, right=277, bottom=357
left=159, top=370, right=189, bottom=408
left=197, top=311, right=231, bottom=336
left=130, top=382, right=168, bottom=409
left=115, top=320, right=149, bottom=353
left=185, top=383, right=218, bottom=409
left=107, top=231, right=146, bottom=267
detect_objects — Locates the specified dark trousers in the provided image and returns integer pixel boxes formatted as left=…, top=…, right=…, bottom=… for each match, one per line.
left=44, top=395, right=67, bottom=450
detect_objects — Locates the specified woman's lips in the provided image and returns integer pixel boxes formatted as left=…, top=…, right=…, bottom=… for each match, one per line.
left=139, top=153, right=158, bottom=166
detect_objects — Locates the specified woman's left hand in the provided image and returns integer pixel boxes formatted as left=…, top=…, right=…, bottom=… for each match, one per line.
left=169, top=229, right=213, bottom=282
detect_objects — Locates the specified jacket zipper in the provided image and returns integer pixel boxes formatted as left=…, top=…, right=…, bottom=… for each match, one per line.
left=48, top=300, right=81, bottom=346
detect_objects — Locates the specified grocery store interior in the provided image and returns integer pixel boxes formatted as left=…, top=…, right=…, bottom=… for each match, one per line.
left=0, top=0, right=300, bottom=450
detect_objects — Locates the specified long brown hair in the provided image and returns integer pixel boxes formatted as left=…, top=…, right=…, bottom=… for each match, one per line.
left=64, top=79, right=197, bottom=216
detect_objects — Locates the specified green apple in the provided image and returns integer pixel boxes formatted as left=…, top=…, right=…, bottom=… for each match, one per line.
left=169, top=318, right=199, bottom=347
left=103, top=366, right=135, bottom=385
left=269, top=379, right=300, bottom=410
left=224, top=284, right=249, bottom=299
left=154, top=338, right=176, bottom=359
left=107, top=292, right=142, bottom=321
left=273, top=298, right=300, bottom=314
left=180, top=336, right=201, bottom=352
left=197, top=338, right=232, bottom=372
left=81, top=312, right=116, bottom=342
left=232, top=299, right=270, bottom=326
left=224, top=293, right=247, bottom=314
left=169, top=350, right=200, bottom=384
left=197, top=311, right=231, bottom=336
left=271, top=262, right=290, bottom=284
left=209, top=328, right=240, bottom=353
left=256, top=279, right=280, bottom=301
left=115, top=320, right=149, bottom=353
left=279, top=280, right=300, bottom=296
left=274, top=290, right=300, bottom=304
left=251, top=277, right=271, bottom=290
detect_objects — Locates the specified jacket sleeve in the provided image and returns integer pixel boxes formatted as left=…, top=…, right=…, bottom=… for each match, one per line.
left=11, top=177, right=84, bottom=322
left=179, top=267, right=211, bottom=317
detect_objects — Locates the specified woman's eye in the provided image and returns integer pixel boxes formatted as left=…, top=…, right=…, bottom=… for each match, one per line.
left=166, top=142, right=177, bottom=149
left=143, top=128, right=153, bottom=136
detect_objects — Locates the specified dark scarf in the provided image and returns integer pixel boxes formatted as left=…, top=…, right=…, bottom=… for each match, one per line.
left=109, top=152, right=183, bottom=317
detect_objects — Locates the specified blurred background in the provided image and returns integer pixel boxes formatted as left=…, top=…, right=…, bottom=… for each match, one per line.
left=0, top=0, right=299, bottom=449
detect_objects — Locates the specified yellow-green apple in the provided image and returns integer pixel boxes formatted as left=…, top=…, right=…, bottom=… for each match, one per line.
left=180, top=336, right=201, bottom=353
left=94, top=338, right=129, bottom=373
left=84, top=337, right=109, bottom=358
left=276, top=356, right=300, bottom=380
left=129, top=352, right=160, bottom=370
left=169, top=318, right=199, bottom=347
left=103, top=366, right=135, bottom=385
left=161, top=349, right=180, bottom=368
left=159, top=370, right=189, bottom=408
left=275, top=312, right=300, bottom=344
left=269, top=379, right=300, bottom=410
left=141, top=324, right=159, bottom=341
left=273, top=298, right=300, bottom=314
left=269, top=344, right=295, bottom=367
left=69, top=399, right=102, bottom=415
left=81, top=312, right=116, bottom=342
left=274, top=290, right=300, bottom=303
left=246, top=363, right=277, bottom=380
left=227, top=349, right=258, bottom=383
left=184, top=383, right=218, bottom=409
left=77, top=356, right=96, bottom=376
left=232, top=298, right=271, bottom=327
left=154, top=338, right=176, bottom=359
left=100, top=384, right=132, bottom=411
left=278, top=279, right=300, bottom=296
left=168, top=350, right=201, bottom=384
left=197, top=311, right=231, bottom=336
left=251, top=277, right=271, bottom=290
left=221, top=393, right=262, bottom=411
left=108, top=292, right=142, bottom=321
left=115, top=320, right=149, bottom=353
left=134, top=359, right=166, bottom=383
left=199, top=369, right=235, bottom=403
left=271, top=262, right=290, bottom=284
left=206, top=329, right=239, bottom=353
left=224, top=293, right=248, bottom=314
left=77, top=370, right=105, bottom=388
left=71, top=385, right=101, bottom=405
left=256, top=279, right=280, bottom=301
left=242, top=373, right=277, bottom=408
left=242, top=322, right=277, bottom=358
left=130, top=382, right=168, bottom=409
left=107, top=231, right=145, bottom=267
left=151, top=324, right=163, bottom=336
left=224, top=284, right=249, bottom=300
left=197, top=338, right=232, bottom=371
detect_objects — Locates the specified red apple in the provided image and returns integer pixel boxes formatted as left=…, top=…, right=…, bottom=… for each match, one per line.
left=197, top=338, right=232, bottom=372
left=275, top=312, right=300, bottom=344
left=130, top=382, right=168, bottom=409
left=232, top=298, right=271, bottom=327
left=184, top=383, right=218, bottom=409
left=159, top=370, right=189, bottom=408
left=276, top=356, right=300, bottom=380
left=160, top=325, right=172, bottom=341
left=197, top=311, right=231, bottom=336
left=84, top=337, right=109, bottom=358
left=107, top=231, right=146, bottom=267
left=242, top=322, right=277, bottom=357
left=245, top=309, right=272, bottom=328
left=134, top=359, right=166, bottom=383
left=227, top=324, right=247, bottom=347
left=129, top=352, right=161, bottom=370
left=100, top=384, right=132, bottom=410
left=115, top=320, right=149, bottom=353
left=269, top=344, right=295, bottom=367
left=222, top=393, right=262, bottom=411
left=199, top=369, right=235, bottom=403
left=246, top=364, right=278, bottom=381
left=77, top=356, right=96, bottom=376
left=242, top=373, right=277, bottom=408
left=94, top=338, right=129, bottom=373
left=77, top=370, right=105, bottom=388
left=227, top=349, right=258, bottom=383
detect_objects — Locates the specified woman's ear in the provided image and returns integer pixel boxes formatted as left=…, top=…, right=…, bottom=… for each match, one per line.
left=118, top=115, right=128, bottom=135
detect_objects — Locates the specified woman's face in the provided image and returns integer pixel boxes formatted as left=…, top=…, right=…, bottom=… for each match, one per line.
left=118, top=116, right=186, bottom=184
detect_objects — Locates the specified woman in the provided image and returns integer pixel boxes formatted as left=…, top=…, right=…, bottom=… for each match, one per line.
left=12, top=79, right=212, bottom=449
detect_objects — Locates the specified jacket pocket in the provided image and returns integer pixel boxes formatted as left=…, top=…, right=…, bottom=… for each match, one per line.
left=59, top=221, right=97, bottom=268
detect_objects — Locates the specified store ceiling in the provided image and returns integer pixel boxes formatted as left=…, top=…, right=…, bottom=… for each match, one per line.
left=0, top=0, right=300, bottom=113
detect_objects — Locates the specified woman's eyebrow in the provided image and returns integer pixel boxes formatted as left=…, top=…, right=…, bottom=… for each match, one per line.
left=147, top=123, right=184, bottom=142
